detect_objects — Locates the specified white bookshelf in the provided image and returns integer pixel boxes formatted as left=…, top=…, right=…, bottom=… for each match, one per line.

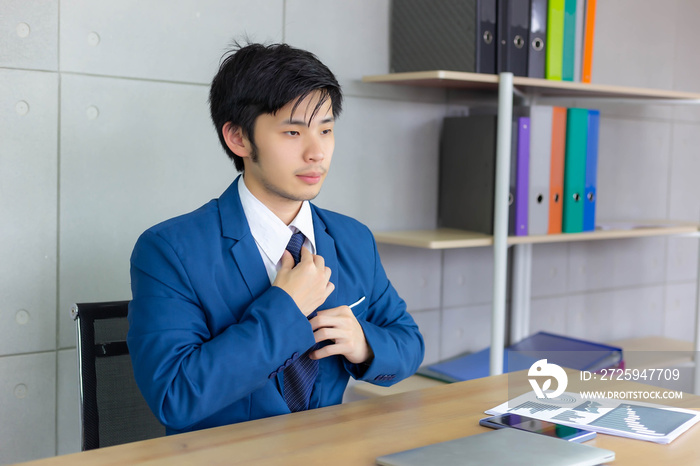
left=364, top=71, right=700, bottom=390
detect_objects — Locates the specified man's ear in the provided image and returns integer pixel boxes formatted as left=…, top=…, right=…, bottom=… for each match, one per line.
left=222, top=122, right=252, bottom=158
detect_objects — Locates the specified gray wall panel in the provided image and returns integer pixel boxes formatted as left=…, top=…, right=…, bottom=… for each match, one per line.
left=409, top=309, right=440, bottom=365
left=669, top=122, right=700, bottom=221
left=377, top=244, right=441, bottom=312
left=664, top=283, right=697, bottom=342
left=567, top=238, right=666, bottom=294
left=58, top=74, right=235, bottom=348
left=57, top=349, right=80, bottom=456
left=440, top=304, right=493, bottom=360
left=0, top=0, right=58, bottom=71
left=673, top=0, right=700, bottom=93
left=567, top=286, right=665, bottom=342
left=530, top=243, right=568, bottom=298
left=0, top=69, right=57, bottom=355
left=442, top=247, right=495, bottom=307
left=0, top=352, right=56, bottom=464
left=596, top=117, right=671, bottom=221
left=592, top=0, right=676, bottom=89
left=60, top=0, right=283, bottom=83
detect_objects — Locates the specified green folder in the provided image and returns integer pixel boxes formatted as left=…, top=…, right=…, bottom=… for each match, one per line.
left=562, top=0, right=577, bottom=81
left=546, top=0, right=565, bottom=80
left=563, top=108, right=589, bottom=233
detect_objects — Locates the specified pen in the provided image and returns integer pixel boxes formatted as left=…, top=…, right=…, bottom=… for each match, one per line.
left=349, top=296, right=365, bottom=309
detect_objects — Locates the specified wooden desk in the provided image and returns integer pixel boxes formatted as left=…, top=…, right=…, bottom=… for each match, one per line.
left=20, top=373, right=700, bottom=465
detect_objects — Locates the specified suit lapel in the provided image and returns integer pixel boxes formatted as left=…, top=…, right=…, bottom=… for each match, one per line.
left=312, top=208, right=339, bottom=311
left=230, top=235, right=270, bottom=299
left=308, top=207, right=341, bottom=410
left=219, top=176, right=270, bottom=300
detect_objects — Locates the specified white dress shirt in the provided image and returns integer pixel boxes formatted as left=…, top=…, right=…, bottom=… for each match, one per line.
left=237, top=175, right=317, bottom=284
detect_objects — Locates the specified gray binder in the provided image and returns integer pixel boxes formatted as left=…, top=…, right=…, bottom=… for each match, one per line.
left=528, top=0, right=548, bottom=78
left=390, top=0, right=496, bottom=74
left=497, top=0, right=530, bottom=76
left=528, top=106, right=553, bottom=236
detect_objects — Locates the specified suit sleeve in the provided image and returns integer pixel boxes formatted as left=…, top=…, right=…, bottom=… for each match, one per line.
left=343, top=227, right=425, bottom=385
left=127, top=230, right=315, bottom=431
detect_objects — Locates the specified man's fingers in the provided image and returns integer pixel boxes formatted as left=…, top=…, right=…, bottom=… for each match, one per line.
left=313, top=327, right=339, bottom=343
left=279, top=250, right=294, bottom=270
left=299, top=245, right=312, bottom=262
left=309, top=344, right=340, bottom=360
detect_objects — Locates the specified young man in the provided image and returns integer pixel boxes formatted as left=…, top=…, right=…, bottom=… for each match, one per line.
left=127, top=43, right=424, bottom=435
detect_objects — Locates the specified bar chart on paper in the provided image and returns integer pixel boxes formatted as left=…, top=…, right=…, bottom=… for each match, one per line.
left=590, top=404, right=696, bottom=438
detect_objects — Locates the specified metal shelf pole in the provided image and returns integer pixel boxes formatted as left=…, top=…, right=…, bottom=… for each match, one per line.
left=695, top=236, right=700, bottom=395
left=490, top=72, right=514, bottom=375
left=511, top=243, right=533, bottom=344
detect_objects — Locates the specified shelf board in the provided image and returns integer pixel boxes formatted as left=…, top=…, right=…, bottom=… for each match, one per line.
left=362, top=71, right=700, bottom=101
left=373, top=221, right=699, bottom=250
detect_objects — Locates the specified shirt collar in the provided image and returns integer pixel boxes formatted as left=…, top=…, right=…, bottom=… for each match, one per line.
left=237, top=175, right=316, bottom=264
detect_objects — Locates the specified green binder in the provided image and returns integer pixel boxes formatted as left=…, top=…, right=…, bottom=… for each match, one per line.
left=563, top=108, right=588, bottom=233
left=562, top=0, right=577, bottom=81
left=546, top=0, right=565, bottom=80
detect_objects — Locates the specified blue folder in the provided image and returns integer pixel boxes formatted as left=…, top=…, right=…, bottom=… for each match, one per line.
left=583, top=110, right=600, bottom=231
left=424, top=332, right=623, bottom=382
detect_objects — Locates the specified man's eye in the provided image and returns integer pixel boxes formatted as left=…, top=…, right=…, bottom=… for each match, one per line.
left=285, top=131, right=300, bottom=136
left=322, top=129, right=333, bottom=135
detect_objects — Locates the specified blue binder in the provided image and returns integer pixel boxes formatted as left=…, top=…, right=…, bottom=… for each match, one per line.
left=583, top=110, right=600, bottom=231
left=424, top=332, right=623, bottom=382
left=509, top=332, right=622, bottom=372
left=423, top=347, right=539, bottom=383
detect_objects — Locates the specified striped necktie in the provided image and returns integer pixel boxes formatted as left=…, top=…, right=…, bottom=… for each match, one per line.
left=283, top=231, right=320, bottom=412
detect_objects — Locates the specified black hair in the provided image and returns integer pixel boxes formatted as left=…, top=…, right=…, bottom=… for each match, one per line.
left=209, top=42, right=343, bottom=171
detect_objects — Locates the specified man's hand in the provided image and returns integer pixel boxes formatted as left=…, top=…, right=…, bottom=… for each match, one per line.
left=272, top=247, right=334, bottom=317
left=308, top=306, right=374, bottom=364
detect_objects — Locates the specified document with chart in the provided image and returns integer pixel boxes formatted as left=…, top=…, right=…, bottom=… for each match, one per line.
left=486, top=391, right=700, bottom=444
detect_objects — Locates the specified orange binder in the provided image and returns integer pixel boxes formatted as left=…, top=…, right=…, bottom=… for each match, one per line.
left=548, top=107, right=567, bottom=233
left=581, top=0, right=597, bottom=83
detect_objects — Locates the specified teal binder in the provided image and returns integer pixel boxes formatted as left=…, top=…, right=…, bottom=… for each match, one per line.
left=563, top=108, right=588, bottom=233
left=562, top=0, right=577, bottom=81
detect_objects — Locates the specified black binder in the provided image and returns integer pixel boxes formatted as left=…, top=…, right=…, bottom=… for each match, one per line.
left=496, top=0, right=530, bottom=76
left=390, top=0, right=497, bottom=74
left=438, top=115, right=498, bottom=234
left=476, top=0, right=498, bottom=74
left=527, top=0, right=548, bottom=78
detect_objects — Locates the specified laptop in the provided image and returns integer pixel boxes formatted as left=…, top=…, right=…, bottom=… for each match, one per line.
left=376, top=428, right=615, bottom=465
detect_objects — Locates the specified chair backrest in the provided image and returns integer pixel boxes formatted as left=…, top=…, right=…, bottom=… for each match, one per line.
left=71, top=301, right=165, bottom=450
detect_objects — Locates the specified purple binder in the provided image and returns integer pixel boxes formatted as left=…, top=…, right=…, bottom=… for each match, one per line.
left=515, top=117, right=530, bottom=236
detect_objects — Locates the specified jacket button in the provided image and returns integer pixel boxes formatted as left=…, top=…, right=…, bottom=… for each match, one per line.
left=268, top=372, right=277, bottom=380
left=284, top=358, right=293, bottom=367
left=292, top=352, right=299, bottom=359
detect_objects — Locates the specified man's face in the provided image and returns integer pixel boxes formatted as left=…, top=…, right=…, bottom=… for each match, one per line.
left=242, top=90, right=335, bottom=212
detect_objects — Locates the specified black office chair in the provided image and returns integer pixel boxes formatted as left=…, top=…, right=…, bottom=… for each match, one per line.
left=71, top=300, right=165, bottom=450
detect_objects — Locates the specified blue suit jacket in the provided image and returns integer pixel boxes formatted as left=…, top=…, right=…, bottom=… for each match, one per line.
left=127, top=177, right=424, bottom=434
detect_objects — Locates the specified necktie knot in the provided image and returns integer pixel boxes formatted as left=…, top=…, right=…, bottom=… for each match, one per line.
left=286, top=231, right=305, bottom=265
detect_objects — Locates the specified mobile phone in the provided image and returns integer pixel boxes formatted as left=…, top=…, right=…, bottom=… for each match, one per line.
left=479, top=413, right=596, bottom=443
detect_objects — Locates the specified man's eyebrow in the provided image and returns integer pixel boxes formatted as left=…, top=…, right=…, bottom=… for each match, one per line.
left=282, top=117, right=335, bottom=126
